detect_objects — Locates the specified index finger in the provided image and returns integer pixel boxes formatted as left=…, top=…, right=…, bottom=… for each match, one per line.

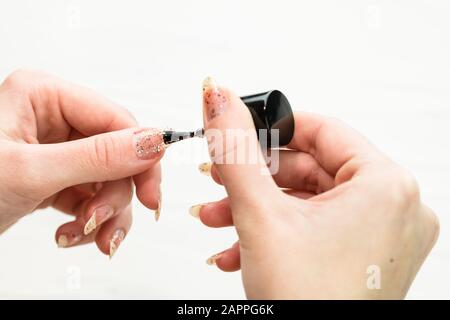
left=5, top=69, right=137, bottom=136
left=287, top=112, right=380, bottom=176
left=45, top=74, right=137, bottom=134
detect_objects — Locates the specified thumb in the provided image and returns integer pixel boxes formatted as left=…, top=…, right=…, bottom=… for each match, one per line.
left=202, top=77, right=278, bottom=206
left=27, top=127, right=165, bottom=196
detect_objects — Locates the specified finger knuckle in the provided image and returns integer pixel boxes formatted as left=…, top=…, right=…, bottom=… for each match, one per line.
left=90, top=134, right=121, bottom=170
left=397, top=168, right=420, bottom=202
left=3, top=69, right=36, bottom=87
left=2, top=69, right=55, bottom=94
left=386, top=166, right=421, bottom=209
left=304, top=159, right=321, bottom=186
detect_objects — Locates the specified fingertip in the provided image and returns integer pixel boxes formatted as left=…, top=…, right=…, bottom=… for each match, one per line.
left=94, top=228, right=111, bottom=255
left=210, top=164, right=222, bottom=185
left=202, top=78, right=249, bottom=130
left=195, top=199, right=233, bottom=228
left=55, top=220, right=85, bottom=248
left=133, top=128, right=167, bottom=161
left=198, top=162, right=212, bottom=176
left=136, top=184, right=160, bottom=211
left=134, top=164, right=162, bottom=211
left=197, top=162, right=221, bottom=185
left=214, top=244, right=241, bottom=272
left=95, top=211, right=131, bottom=258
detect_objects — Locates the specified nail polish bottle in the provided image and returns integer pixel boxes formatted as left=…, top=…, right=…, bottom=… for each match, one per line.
left=241, top=90, right=294, bottom=147
left=163, top=90, right=294, bottom=148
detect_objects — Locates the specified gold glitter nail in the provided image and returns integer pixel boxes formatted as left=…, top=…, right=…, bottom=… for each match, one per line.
left=83, top=205, right=113, bottom=235
left=189, top=204, right=203, bottom=219
left=206, top=253, right=222, bottom=265
left=154, top=200, right=161, bottom=221
left=84, top=213, right=97, bottom=235
left=203, top=76, right=227, bottom=121
left=198, top=162, right=212, bottom=176
left=57, top=235, right=69, bottom=248
left=109, top=229, right=126, bottom=259
left=134, top=128, right=167, bottom=160
left=57, top=233, right=82, bottom=248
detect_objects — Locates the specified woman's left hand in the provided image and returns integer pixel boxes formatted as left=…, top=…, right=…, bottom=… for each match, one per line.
left=0, top=69, right=165, bottom=257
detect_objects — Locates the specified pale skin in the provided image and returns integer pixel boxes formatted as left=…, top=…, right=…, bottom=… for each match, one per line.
left=0, top=70, right=164, bottom=256
left=0, top=70, right=440, bottom=298
left=194, top=78, right=440, bottom=299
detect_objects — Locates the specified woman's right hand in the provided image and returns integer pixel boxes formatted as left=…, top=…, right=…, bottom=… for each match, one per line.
left=194, top=78, right=439, bottom=299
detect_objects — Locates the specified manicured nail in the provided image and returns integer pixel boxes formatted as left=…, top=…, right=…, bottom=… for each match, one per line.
left=133, top=128, right=167, bottom=160
left=84, top=205, right=114, bottom=235
left=189, top=204, right=203, bottom=219
left=154, top=189, right=162, bottom=222
left=206, top=253, right=222, bottom=266
left=109, top=229, right=126, bottom=259
left=57, top=233, right=82, bottom=248
left=198, top=162, right=212, bottom=176
left=203, top=76, right=228, bottom=121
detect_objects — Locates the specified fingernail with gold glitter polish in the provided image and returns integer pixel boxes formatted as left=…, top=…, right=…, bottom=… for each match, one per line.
left=198, top=162, right=212, bottom=176
left=154, top=188, right=162, bottom=222
left=206, top=253, right=222, bottom=266
left=189, top=204, right=203, bottom=219
left=133, top=128, right=167, bottom=160
left=109, top=229, right=125, bottom=259
left=84, top=205, right=114, bottom=235
left=57, top=233, right=82, bottom=248
left=203, top=77, right=228, bottom=122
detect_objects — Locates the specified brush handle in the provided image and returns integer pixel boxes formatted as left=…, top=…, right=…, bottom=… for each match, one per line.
left=163, top=129, right=204, bottom=144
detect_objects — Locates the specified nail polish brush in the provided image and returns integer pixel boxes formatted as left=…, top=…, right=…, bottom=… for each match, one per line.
left=163, top=90, right=294, bottom=148
left=162, top=128, right=205, bottom=145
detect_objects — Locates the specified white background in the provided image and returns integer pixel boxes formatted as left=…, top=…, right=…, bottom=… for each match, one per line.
left=0, top=0, right=449, bottom=299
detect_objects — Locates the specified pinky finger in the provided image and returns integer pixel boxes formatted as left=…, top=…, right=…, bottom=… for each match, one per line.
left=55, top=219, right=97, bottom=248
left=207, top=241, right=240, bottom=272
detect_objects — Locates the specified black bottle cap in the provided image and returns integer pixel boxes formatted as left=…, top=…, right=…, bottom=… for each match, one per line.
left=240, top=90, right=294, bottom=147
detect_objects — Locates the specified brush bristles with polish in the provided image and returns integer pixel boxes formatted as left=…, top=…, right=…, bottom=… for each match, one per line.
left=163, top=129, right=204, bottom=145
